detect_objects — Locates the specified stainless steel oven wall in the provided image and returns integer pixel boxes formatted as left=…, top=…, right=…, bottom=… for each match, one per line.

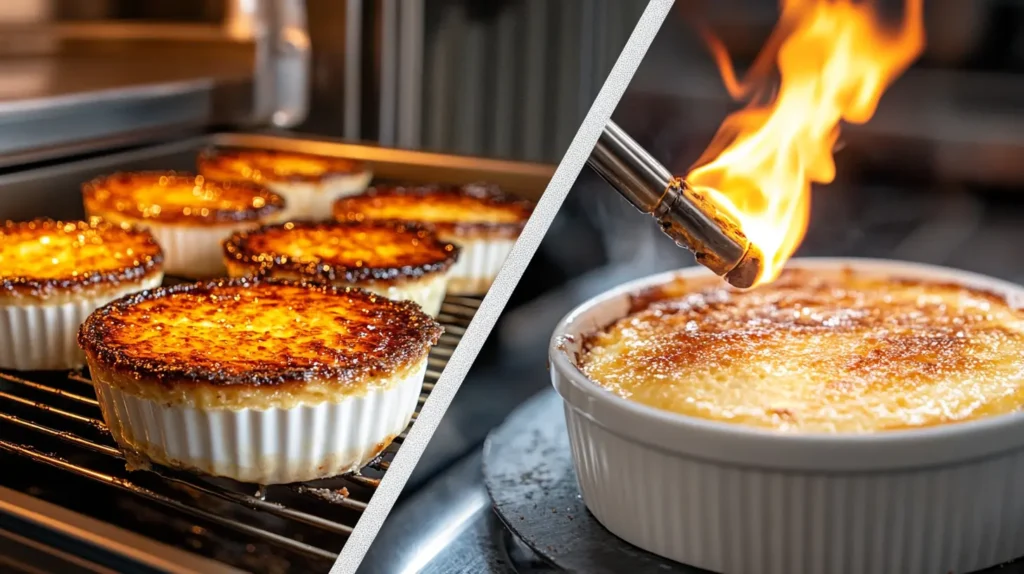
left=0, top=0, right=308, bottom=167
left=54, top=0, right=311, bottom=127
left=413, top=0, right=644, bottom=163
left=299, top=0, right=647, bottom=164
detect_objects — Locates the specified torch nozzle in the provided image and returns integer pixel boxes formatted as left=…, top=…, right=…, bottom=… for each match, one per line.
left=587, top=121, right=764, bottom=289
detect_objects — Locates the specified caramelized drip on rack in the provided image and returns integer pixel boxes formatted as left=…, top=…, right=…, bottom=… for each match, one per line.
left=80, top=277, right=442, bottom=389
left=333, top=184, right=533, bottom=238
left=224, top=220, right=459, bottom=282
left=0, top=219, right=163, bottom=298
left=198, top=147, right=369, bottom=183
left=83, top=172, right=285, bottom=224
left=579, top=269, right=1024, bottom=433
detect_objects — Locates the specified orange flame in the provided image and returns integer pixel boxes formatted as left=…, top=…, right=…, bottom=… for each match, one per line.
left=687, top=0, right=925, bottom=286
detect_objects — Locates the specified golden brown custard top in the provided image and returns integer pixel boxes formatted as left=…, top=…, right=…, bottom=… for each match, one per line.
left=198, top=147, right=369, bottom=183
left=224, top=221, right=459, bottom=283
left=0, top=219, right=163, bottom=299
left=83, top=172, right=285, bottom=225
left=79, top=277, right=442, bottom=389
left=579, top=269, right=1024, bottom=433
left=333, top=184, right=533, bottom=238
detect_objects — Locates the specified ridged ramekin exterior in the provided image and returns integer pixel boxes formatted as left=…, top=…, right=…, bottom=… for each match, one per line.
left=441, top=236, right=515, bottom=295
left=363, top=273, right=449, bottom=317
left=264, top=172, right=373, bottom=221
left=90, top=358, right=426, bottom=485
left=84, top=209, right=277, bottom=278
left=144, top=222, right=264, bottom=278
left=563, top=402, right=1024, bottom=574
left=551, top=259, right=1024, bottom=574
left=0, top=274, right=163, bottom=371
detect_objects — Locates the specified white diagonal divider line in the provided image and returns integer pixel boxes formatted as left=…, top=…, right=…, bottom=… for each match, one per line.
left=331, top=2, right=675, bottom=572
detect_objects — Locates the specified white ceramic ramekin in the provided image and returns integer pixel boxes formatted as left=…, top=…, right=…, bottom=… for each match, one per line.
left=0, top=276, right=164, bottom=371
left=90, top=358, right=426, bottom=485
left=441, top=236, right=515, bottom=295
left=147, top=222, right=267, bottom=278
left=262, top=173, right=374, bottom=221
left=550, top=258, right=1024, bottom=574
left=365, top=272, right=449, bottom=317
left=223, top=265, right=451, bottom=318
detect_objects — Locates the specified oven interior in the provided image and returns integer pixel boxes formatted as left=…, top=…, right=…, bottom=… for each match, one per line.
left=0, top=131, right=561, bottom=574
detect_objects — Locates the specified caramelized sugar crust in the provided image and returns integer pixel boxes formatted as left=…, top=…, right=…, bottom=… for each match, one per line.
left=223, top=220, right=460, bottom=283
left=79, top=277, right=443, bottom=399
left=198, top=147, right=369, bottom=183
left=83, top=172, right=285, bottom=225
left=0, top=219, right=163, bottom=300
left=579, top=269, right=1024, bottom=433
left=333, top=184, right=533, bottom=239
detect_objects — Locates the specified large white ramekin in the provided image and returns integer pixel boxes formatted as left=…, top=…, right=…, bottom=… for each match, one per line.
left=440, top=236, right=515, bottom=295
left=90, top=358, right=426, bottom=485
left=550, top=258, right=1024, bottom=574
left=0, top=275, right=164, bottom=371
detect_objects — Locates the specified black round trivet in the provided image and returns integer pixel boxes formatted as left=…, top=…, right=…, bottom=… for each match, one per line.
left=481, top=389, right=705, bottom=573
left=481, top=389, right=1024, bottom=574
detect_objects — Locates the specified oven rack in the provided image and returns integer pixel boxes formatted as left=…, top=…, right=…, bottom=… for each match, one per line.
left=0, top=292, right=480, bottom=571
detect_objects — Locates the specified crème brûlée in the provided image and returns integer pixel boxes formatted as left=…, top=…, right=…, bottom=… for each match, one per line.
left=78, top=277, right=442, bottom=484
left=223, top=220, right=459, bottom=316
left=0, top=219, right=164, bottom=370
left=82, top=171, right=286, bottom=277
left=578, top=268, right=1024, bottom=433
left=333, top=184, right=533, bottom=295
left=198, top=147, right=373, bottom=220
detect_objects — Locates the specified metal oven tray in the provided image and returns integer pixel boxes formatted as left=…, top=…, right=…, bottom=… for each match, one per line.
left=0, top=133, right=553, bottom=574
left=0, top=132, right=555, bottom=221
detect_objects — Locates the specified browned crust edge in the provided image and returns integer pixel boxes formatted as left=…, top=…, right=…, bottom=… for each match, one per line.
left=77, top=276, right=443, bottom=390
left=222, top=220, right=461, bottom=283
left=197, top=147, right=371, bottom=184
left=0, top=219, right=165, bottom=300
left=82, top=171, right=286, bottom=225
left=332, top=183, right=534, bottom=239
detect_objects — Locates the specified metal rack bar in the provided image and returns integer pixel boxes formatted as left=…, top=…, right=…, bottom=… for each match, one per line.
left=0, top=390, right=105, bottom=429
left=0, top=440, right=339, bottom=561
left=0, top=485, right=244, bottom=574
left=0, top=411, right=365, bottom=524
left=0, top=373, right=98, bottom=407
